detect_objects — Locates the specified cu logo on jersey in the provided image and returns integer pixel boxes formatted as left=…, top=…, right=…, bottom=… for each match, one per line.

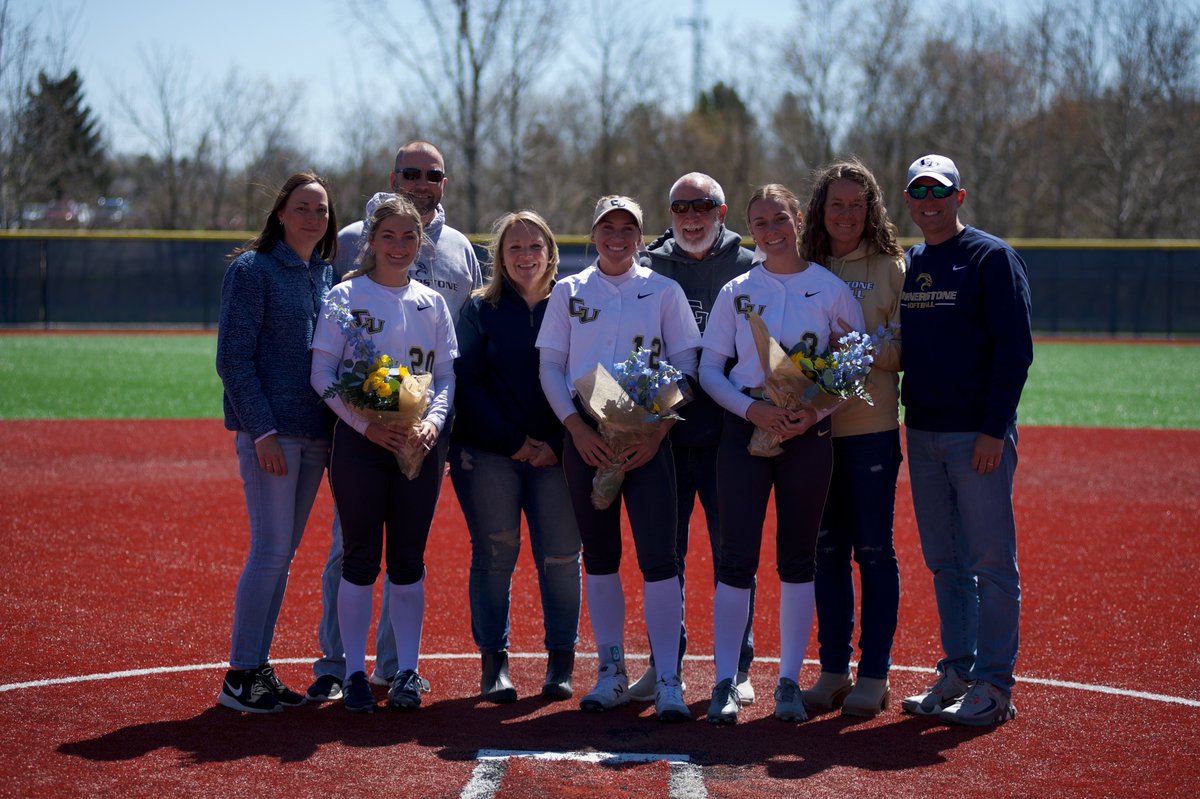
left=916, top=272, right=933, bottom=290
left=569, top=297, right=600, bottom=324
left=734, top=294, right=766, bottom=321
left=350, top=308, right=384, bottom=334
left=688, top=299, right=709, bottom=331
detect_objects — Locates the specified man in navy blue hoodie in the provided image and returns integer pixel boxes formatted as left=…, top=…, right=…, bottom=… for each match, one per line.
left=898, top=154, right=1032, bottom=727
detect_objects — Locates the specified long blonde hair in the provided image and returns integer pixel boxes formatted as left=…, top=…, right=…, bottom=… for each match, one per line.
left=477, top=210, right=559, bottom=306
left=342, top=195, right=425, bottom=281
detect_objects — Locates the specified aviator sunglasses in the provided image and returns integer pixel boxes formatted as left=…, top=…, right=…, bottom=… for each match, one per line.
left=669, top=197, right=721, bottom=214
left=906, top=184, right=958, bottom=200
left=396, top=167, right=446, bottom=183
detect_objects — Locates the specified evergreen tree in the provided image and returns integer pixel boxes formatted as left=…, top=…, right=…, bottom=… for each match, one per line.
left=17, top=69, right=106, bottom=202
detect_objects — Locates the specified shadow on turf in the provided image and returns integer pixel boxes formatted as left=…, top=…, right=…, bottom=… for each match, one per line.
left=58, top=690, right=995, bottom=780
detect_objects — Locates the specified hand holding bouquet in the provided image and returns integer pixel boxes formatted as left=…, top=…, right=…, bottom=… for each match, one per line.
left=574, top=347, right=689, bottom=510
left=322, top=301, right=433, bottom=479
left=747, top=313, right=876, bottom=457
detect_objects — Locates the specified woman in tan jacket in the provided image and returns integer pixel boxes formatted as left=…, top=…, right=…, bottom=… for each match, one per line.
left=798, top=159, right=906, bottom=718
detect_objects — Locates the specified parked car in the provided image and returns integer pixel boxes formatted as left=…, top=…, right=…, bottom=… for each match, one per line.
left=44, top=200, right=92, bottom=228
left=92, top=196, right=129, bottom=227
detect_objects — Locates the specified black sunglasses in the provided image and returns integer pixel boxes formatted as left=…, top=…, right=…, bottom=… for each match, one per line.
left=669, top=197, right=721, bottom=214
left=396, top=167, right=445, bottom=183
left=906, top=184, right=957, bottom=200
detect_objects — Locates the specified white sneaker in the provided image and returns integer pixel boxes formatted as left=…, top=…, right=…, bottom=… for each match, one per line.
left=579, top=664, right=630, bottom=712
left=654, top=675, right=689, bottom=722
left=627, top=665, right=657, bottom=702
left=735, top=670, right=755, bottom=705
left=901, top=666, right=969, bottom=716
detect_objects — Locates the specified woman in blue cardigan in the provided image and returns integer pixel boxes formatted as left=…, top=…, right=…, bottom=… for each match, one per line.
left=449, top=210, right=581, bottom=704
left=215, top=171, right=338, bottom=713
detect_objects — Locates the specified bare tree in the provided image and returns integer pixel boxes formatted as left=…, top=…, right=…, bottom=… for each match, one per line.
left=0, top=0, right=82, bottom=227
left=0, top=0, right=40, bottom=227
left=113, top=47, right=212, bottom=228
left=496, top=0, right=565, bottom=211
left=347, top=0, right=517, bottom=232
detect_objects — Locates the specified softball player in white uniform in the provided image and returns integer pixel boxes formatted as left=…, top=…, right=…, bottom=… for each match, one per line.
left=311, top=196, right=458, bottom=714
left=700, top=184, right=865, bottom=724
left=537, top=196, right=701, bottom=722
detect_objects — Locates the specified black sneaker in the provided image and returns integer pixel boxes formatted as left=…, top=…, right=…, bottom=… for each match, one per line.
left=389, top=669, right=430, bottom=709
left=254, top=664, right=307, bottom=707
left=217, top=668, right=281, bottom=714
left=343, top=671, right=377, bottom=714
left=305, top=674, right=344, bottom=702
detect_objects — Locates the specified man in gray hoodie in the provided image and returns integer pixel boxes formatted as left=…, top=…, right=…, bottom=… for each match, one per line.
left=627, top=172, right=758, bottom=704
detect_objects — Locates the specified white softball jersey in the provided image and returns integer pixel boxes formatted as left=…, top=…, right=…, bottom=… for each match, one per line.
left=311, top=274, right=458, bottom=432
left=703, top=262, right=866, bottom=397
left=536, top=263, right=702, bottom=396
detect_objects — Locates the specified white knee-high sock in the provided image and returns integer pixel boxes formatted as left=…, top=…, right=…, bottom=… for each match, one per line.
left=388, top=578, right=425, bottom=674
left=586, top=572, right=625, bottom=668
left=643, top=576, right=682, bottom=681
left=779, top=580, right=815, bottom=684
left=337, top=578, right=373, bottom=678
left=713, top=581, right=751, bottom=684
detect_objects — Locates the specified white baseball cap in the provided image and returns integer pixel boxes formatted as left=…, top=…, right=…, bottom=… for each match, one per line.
left=591, top=195, right=644, bottom=230
left=906, top=154, right=961, bottom=188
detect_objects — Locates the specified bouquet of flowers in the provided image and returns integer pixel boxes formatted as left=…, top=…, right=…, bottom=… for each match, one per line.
left=747, top=313, right=877, bottom=457
left=574, top=347, right=689, bottom=510
left=321, top=301, right=432, bottom=479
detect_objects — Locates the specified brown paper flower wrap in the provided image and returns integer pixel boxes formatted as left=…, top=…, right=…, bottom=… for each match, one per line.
left=574, top=362, right=687, bottom=510
left=746, top=313, right=843, bottom=457
left=350, top=372, right=433, bottom=479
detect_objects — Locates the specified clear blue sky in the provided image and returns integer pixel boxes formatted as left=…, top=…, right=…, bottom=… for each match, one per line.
left=37, top=0, right=803, bottom=162
left=25, top=0, right=1050, bottom=165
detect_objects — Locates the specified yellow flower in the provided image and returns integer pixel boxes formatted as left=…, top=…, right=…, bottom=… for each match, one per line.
left=377, top=381, right=394, bottom=398
left=814, top=357, right=827, bottom=371
left=397, top=366, right=410, bottom=378
left=375, top=354, right=392, bottom=368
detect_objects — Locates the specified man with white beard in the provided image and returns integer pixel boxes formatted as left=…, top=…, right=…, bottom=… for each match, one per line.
left=626, top=172, right=758, bottom=706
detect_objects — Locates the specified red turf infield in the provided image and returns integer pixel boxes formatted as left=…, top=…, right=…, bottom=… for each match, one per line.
left=1, top=420, right=1198, bottom=798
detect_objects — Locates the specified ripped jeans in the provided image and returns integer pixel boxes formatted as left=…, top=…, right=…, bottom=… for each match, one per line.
left=449, top=443, right=582, bottom=654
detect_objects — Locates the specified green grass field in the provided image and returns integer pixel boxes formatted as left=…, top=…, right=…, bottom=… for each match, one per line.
left=1, top=334, right=1198, bottom=428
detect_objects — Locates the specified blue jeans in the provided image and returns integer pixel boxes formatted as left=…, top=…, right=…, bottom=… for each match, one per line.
left=906, top=425, right=1021, bottom=691
left=449, top=444, right=581, bottom=653
left=667, top=444, right=754, bottom=674
left=230, top=431, right=329, bottom=670
left=312, top=426, right=449, bottom=680
left=814, top=429, right=902, bottom=679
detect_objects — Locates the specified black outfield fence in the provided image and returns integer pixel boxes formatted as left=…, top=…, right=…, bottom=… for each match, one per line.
left=1, top=231, right=1198, bottom=336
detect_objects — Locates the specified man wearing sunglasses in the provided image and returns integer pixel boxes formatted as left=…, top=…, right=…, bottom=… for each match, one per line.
left=332, top=140, right=482, bottom=323
left=898, top=154, right=1032, bottom=727
left=625, top=172, right=758, bottom=706
left=309, top=139, right=482, bottom=704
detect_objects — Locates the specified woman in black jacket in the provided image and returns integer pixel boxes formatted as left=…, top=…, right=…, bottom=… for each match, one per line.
left=450, top=210, right=581, bottom=704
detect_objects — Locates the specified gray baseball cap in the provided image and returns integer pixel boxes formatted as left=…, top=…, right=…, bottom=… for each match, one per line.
left=906, top=154, right=961, bottom=188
